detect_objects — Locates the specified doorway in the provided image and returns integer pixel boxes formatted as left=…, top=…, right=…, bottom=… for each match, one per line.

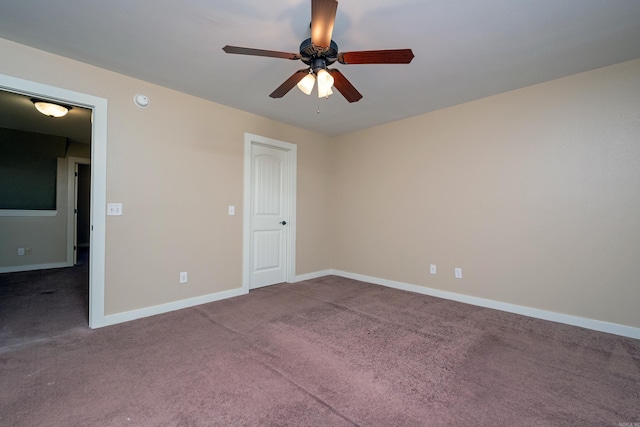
left=76, top=164, right=91, bottom=259
left=68, top=159, right=91, bottom=266
left=0, top=73, right=108, bottom=329
left=243, top=133, right=297, bottom=291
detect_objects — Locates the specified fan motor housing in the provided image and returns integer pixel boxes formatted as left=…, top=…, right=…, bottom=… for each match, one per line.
left=299, top=38, right=338, bottom=66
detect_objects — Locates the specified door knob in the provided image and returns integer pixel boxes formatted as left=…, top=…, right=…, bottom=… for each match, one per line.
left=280, top=221, right=287, bottom=225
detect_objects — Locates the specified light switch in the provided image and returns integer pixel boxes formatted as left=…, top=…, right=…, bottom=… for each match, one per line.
left=107, top=203, right=123, bottom=216
left=228, top=205, right=235, bottom=216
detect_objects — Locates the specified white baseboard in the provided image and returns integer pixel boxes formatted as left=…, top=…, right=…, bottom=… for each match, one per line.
left=0, top=261, right=71, bottom=274
left=328, top=269, right=640, bottom=340
left=86, top=267, right=640, bottom=340
left=102, top=287, right=248, bottom=327
left=294, top=269, right=333, bottom=282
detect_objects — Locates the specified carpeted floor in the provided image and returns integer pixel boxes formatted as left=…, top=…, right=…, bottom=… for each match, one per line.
left=0, top=275, right=638, bottom=426
left=0, top=250, right=89, bottom=350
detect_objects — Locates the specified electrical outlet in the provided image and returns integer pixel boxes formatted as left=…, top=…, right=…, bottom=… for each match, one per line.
left=18, top=248, right=25, bottom=256
left=430, top=264, right=437, bottom=275
left=455, top=268, right=463, bottom=279
left=179, top=272, right=188, bottom=284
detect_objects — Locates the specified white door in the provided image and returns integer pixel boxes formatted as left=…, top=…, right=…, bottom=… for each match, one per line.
left=243, top=133, right=297, bottom=291
left=249, top=144, right=289, bottom=288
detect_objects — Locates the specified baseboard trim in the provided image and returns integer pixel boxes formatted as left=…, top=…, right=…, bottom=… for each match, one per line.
left=0, top=262, right=71, bottom=274
left=102, top=270, right=332, bottom=328
left=329, top=269, right=640, bottom=340
left=294, top=269, right=333, bottom=282
left=102, top=287, right=248, bottom=327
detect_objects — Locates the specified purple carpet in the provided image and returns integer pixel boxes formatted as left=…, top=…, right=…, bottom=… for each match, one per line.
left=1, top=275, right=638, bottom=426
left=0, top=257, right=88, bottom=349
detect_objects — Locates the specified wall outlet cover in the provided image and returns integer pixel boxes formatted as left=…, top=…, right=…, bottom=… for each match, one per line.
left=107, top=203, right=123, bottom=216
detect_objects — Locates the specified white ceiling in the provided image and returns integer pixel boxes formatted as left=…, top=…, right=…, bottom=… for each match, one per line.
left=1, top=0, right=640, bottom=137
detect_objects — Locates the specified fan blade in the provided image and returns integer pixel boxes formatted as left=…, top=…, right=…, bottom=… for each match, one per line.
left=311, top=0, right=338, bottom=49
left=328, top=69, right=363, bottom=103
left=338, top=49, right=414, bottom=64
left=269, top=69, right=310, bottom=98
left=223, top=45, right=300, bottom=60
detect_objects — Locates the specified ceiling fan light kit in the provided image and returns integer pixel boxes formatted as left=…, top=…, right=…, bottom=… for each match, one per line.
left=222, top=0, right=414, bottom=103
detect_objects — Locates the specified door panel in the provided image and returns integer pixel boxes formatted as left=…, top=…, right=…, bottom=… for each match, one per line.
left=253, top=230, right=281, bottom=271
left=254, top=154, right=282, bottom=216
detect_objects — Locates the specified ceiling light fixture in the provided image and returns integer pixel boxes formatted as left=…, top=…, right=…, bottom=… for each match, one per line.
left=32, top=99, right=70, bottom=118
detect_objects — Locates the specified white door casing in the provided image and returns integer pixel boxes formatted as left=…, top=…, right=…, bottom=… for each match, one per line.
left=243, top=133, right=297, bottom=290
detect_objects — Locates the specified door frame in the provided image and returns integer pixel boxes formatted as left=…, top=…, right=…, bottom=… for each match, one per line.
left=0, top=73, right=108, bottom=329
left=242, top=133, right=297, bottom=292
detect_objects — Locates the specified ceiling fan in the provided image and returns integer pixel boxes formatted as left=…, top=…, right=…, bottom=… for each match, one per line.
left=222, top=0, right=414, bottom=103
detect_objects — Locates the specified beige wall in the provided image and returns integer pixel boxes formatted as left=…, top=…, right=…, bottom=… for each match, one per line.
left=0, top=38, right=332, bottom=315
left=0, top=157, right=69, bottom=269
left=331, top=58, right=640, bottom=328
left=0, top=131, right=90, bottom=271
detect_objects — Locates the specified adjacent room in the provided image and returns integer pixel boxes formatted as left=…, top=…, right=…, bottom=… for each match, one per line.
left=1, top=1, right=639, bottom=425
left=0, top=89, right=92, bottom=347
